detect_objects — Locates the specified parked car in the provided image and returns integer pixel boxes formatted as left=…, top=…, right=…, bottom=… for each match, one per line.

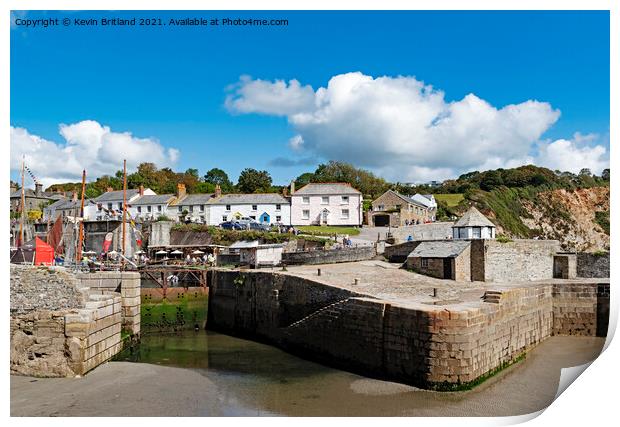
left=249, top=222, right=270, bottom=231
left=219, top=221, right=245, bottom=230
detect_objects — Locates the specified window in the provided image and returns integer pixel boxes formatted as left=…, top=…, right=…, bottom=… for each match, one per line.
left=137, top=206, right=142, bottom=213
left=118, top=202, right=122, bottom=210
left=178, top=206, right=183, bottom=213
left=321, top=196, right=329, bottom=204
left=377, top=204, right=384, bottom=210
left=472, top=227, right=481, bottom=238
left=459, top=228, right=468, bottom=239
left=249, top=215, right=256, bottom=220
left=341, top=209, right=350, bottom=219
left=341, top=196, right=349, bottom=204
left=276, top=204, right=281, bottom=211
left=158, top=205, right=162, bottom=212
left=200, top=216, right=205, bottom=223
left=302, top=210, right=310, bottom=220
left=302, top=197, right=310, bottom=204
left=225, top=205, right=231, bottom=211
left=147, top=206, right=152, bottom=213
left=276, top=215, right=282, bottom=222
left=421, top=258, right=429, bottom=268
left=222, top=215, right=228, bottom=221
left=189, top=206, right=194, bottom=213
left=252, top=204, right=257, bottom=211
left=200, top=205, right=205, bottom=212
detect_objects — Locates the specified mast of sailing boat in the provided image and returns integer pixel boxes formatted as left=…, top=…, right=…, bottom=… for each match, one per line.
left=75, top=170, right=86, bottom=265
left=121, top=159, right=127, bottom=269
left=19, top=156, right=25, bottom=247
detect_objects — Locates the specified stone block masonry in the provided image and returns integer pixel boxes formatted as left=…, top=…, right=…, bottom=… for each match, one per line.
left=10, top=266, right=141, bottom=377
left=77, top=271, right=141, bottom=335
left=208, top=268, right=609, bottom=390
left=576, top=252, right=610, bottom=278
left=282, top=246, right=376, bottom=265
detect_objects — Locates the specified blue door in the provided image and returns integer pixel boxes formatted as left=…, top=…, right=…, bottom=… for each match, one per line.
left=260, top=212, right=270, bottom=224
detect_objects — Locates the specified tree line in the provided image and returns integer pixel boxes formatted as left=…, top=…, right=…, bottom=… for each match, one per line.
left=45, top=161, right=609, bottom=202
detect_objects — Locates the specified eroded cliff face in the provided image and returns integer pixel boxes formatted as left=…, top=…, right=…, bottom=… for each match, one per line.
left=518, top=187, right=609, bottom=252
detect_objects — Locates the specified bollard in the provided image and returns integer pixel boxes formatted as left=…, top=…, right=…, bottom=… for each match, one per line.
left=433, top=288, right=437, bottom=297
left=354, top=278, right=359, bottom=285
left=281, top=263, right=287, bottom=271
left=317, top=268, right=321, bottom=276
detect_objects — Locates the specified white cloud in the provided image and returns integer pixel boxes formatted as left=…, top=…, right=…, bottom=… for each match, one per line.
left=226, top=72, right=608, bottom=181
left=536, top=137, right=608, bottom=175
left=10, top=120, right=179, bottom=188
left=288, top=134, right=305, bottom=151
left=225, top=75, right=315, bottom=116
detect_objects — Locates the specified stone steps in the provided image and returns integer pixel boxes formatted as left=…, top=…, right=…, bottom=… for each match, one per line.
left=286, top=298, right=351, bottom=329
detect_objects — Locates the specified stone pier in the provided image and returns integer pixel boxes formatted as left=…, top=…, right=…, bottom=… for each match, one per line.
left=10, top=266, right=141, bottom=377
left=207, top=261, right=609, bottom=390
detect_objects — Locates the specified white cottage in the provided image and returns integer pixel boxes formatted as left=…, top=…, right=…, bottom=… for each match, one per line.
left=206, top=190, right=290, bottom=226
left=86, top=186, right=155, bottom=221
left=452, top=207, right=496, bottom=239
left=290, top=183, right=362, bottom=226
left=129, top=194, right=176, bottom=221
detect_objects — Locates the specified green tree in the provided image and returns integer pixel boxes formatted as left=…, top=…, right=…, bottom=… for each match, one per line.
left=237, top=168, right=272, bottom=193
left=294, top=172, right=316, bottom=189
left=602, top=169, right=610, bottom=181
left=204, top=168, right=234, bottom=192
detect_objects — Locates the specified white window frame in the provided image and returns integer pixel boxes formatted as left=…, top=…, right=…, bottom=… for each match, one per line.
left=252, top=204, right=258, bottom=211
left=321, top=196, right=329, bottom=205
left=302, top=196, right=310, bottom=204
left=302, top=209, right=310, bottom=220
left=341, top=196, right=349, bottom=204
left=222, top=215, right=228, bottom=222
left=225, top=205, right=231, bottom=211
left=341, top=209, right=350, bottom=219
left=275, top=204, right=281, bottom=211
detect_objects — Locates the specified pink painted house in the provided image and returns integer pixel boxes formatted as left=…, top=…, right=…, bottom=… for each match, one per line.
left=290, top=183, right=363, bottom=226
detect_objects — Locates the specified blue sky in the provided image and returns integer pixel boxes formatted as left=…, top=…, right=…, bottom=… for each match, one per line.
left=10, top=10, right=610, bottom=187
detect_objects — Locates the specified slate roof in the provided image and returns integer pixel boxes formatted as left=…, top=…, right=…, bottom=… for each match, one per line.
left=94, top=189, right=140, bottom=202
left=10, top=189, right=63, bottom=200
left=384, top=190, right=428, bottom=209
left=294, top=183, right=361, bottom=195
left=173, top=193, right=215, bottom=206
left=408, top=240, right=471, bottom=258
left=130, top=194, right=176, bottom=206
left=453, top=207, right=495, bottom=228
left=207, top=193, right=289, bottom=205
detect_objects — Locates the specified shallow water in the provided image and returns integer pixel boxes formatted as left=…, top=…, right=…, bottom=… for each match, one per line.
left=116, top=331, right=605, bottom=416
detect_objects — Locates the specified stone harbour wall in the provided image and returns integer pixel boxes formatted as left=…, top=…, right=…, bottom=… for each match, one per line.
left=282, top=246, right=376, bottom=266
left=77, top=271, right=141, bottom=336
left=576, top=252, right=610, bottom=278
left=10, top=266, right=140, bottom=377
left=208, top=269, right=609, bottom=389
left=471, top=240, right=561, bottom=282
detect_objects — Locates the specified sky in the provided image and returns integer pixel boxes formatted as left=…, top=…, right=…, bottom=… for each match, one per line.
left=10, top=10, right=610, bottom=188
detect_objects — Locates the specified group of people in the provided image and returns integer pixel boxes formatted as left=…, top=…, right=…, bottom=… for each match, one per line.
left=184, top=253, right=216, bottom=266
left=404, top=219, right=422, bottom=226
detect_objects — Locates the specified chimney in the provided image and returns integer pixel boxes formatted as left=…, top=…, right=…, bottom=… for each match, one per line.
left=72, top=191, right=78, bottom=202
left=139, top=184, right=144, bottom=196
left=106, top=186, right=113, bottom=193
left=177, top=183, right=186, bottom=199
left=282, top=187, right=288, bottom=197
left=35, top=183, right=43, bottom=196
left=290, top=181, right=296, bottom=194
left=214, top=184, right=222, bottom=198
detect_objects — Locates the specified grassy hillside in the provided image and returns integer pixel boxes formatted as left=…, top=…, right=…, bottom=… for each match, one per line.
left=434, top=193, right=464, bottom=207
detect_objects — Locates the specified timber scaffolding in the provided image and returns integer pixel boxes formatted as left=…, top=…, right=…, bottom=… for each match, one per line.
left=138, top=265, right=209, bottom=299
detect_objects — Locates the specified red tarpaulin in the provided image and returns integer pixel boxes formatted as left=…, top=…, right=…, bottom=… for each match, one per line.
left=33, top=237, right=55, bottom=265
left=47, top=216, right=64, bottom=255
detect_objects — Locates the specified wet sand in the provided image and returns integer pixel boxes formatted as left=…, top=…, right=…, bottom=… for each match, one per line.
left=11, top=333, right=604, bottom=417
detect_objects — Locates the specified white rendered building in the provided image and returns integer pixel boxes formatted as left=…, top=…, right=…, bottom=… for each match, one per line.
left=290, top=183, right=362, bottom=226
